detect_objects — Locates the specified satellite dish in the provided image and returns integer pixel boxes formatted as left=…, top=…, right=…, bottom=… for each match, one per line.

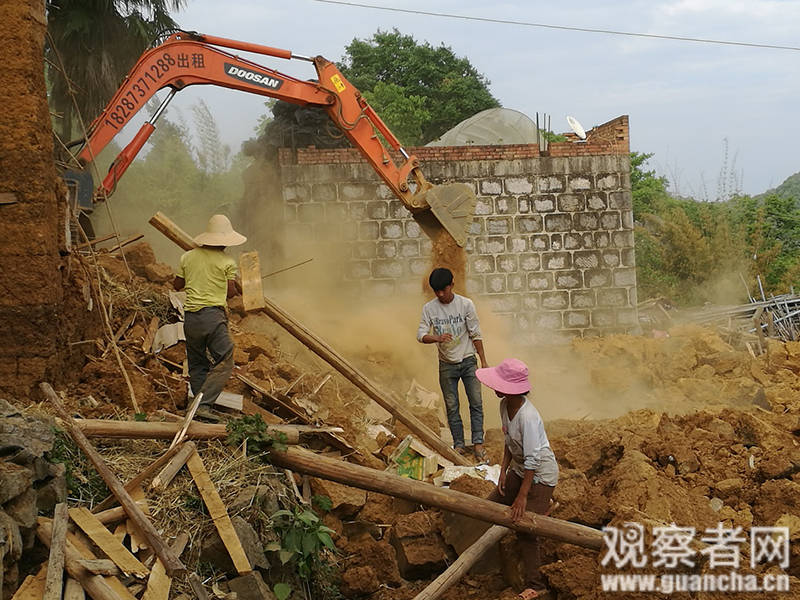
left=566, top=115, right=587, bottom=140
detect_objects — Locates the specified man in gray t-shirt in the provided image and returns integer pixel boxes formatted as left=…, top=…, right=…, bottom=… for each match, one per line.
left=417, top=268, right=489, bottom=463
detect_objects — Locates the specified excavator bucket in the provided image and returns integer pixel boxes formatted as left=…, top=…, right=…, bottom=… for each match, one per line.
left=413, top=183, right=476, bottom=247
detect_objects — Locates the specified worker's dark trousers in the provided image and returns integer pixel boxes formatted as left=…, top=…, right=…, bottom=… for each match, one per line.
left=487, top=471, right=555, bottom=592
left=184, top=306, right=234, bottom=406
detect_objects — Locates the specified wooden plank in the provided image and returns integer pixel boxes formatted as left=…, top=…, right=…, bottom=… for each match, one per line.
left=141, top=317, right=160, bottom=353
left=113, top=522, right=127, bottom=543
left=93, top=444, right=184, bottom=513
left=187, top=574, right=209, bottom=600
left=95, top=501, right=148, bottom=526
left=214, top=391, right=244, bottom=411
left=37, top=518, right=136, bottom=600
left=141, top=534, right=189, bottom=600
left=74, top=232, right=116, bottom=250
left=41, top=382, right=185, bottom=578
left=43, top=502, right=69, bottom=600
left=77, top=559, right=120, bottom=576
left=107, top=234, right=144, bottom=254
left=151, top=442, right=195, bottom=492
left=64, top=578, right=86, bottom=600
left=126, top=486, right=149, bottom=553
left=148, top=212, right=196, bottom=252
left=239, top=251, right=266, bottom=311
left=186, top=451, right=252, bottom=574
left=241, top=397, right=283, bottom=425
left=68, top=507, right=149, bottom=577
left=169, top=391, right=204, bottom=449
left=11, top=565, right=47, bottom=600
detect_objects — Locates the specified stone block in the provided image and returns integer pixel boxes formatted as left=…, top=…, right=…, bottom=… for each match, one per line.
left=601, top=250, right=620, bottom=267
left=341, top=222, right=358, bottom=241
left=389, top=200, right=407, bottom=218
left=612, top=230, right=634, bottom=248
left=518, top=196, right=531, bottom=213
left=341, top=183, right=378, bottom=201
left=614, top=268, right=637, bottom=287
left=466, top=275, right=484, bottom=294
left=410, top=259, right=429, bottom=276
left=372, top=260, right=404, bottom=279
left=533, top=196, right=556, bottom=213
left=311, top=478, right=367, bottom=518
left=519, top=254, right=541, bottom=271
left=487, top=217, right=511, bottom=235
left=4, top=487, right=36, bottom=528
left=469, top=255, right=495, bottom=274
left=550, top=234, right=563, bottom=250
left=378, top=184, right=394, bottom=199
left=530, top=235, right=549, bottom=250
left=352, top=242, right=377, bottom=259
left=475, top=199, right=493, bottom=215
left=380, top=221, right=404, bottom=239
left=0, top=462, right=32, bottom=504
left=283, top=204, right=297, bottom=222
left=349, top=202, right=367, bottom=220
left=544, top=213, right=571, bottom=232
left=609, top=191, right=632, bottom=209
left=312, top=182, right=337, bottom=202
left=486, top=275, right=506, bottom=294
left=594, top=231, right=610, bottom=248
left=600, top=211, right=621, bottom=230
left=622, top=211, right=635, bottom=229
left=515, top=215, right=542, bottom=233
left=496, top=255, right=518, bottom=273
left=359, top=222, right=379, bottom=240
left=228, top=572, right=276, bottom=600
left=538, top=176, right=565, bottom=193
left=200, top=516, right=270, bottom=574
left=585, top=269, right=612, bottom=288
left=565, top=310, right=591, bottom=328
left=389, top=512, right=454, bottom=580
left=347, top=261, right=371, bottom=280
left=480, top=179, right=502, bottom=195
left=36, top=476, right=66, bottom=513
left=557, top=194, right=585, bottom=212
left=507, top=274, right=525, bottom=292
left=527, top=272, right=553, bottom=291
left=563, top=233, right=582, bottom=250
left=298, top=203, right=325, bottom=222
left=486, top=294, right=520, bottom=313
left=555, top=271, right=583, bottom=290
left=574, top=250, right=601, bottom=269
left=366, top=280, right=396, bottom=297
left=586, top=193, right=608, bottom=210
left=541, top=291, right=569, bottom=310
left=573, top=213, right=599, bottom=231
left=597, top=288, right=629, bottom=307
left=592, top=309, right=617, bottom=328
left=494, top=197, right=517, bottom=214
left=568, top=176, right=592, bottom=191
left=507, top=235, right=528, bottom=253
left=571, top=290, right=595, bottom=309
left=621, top=248, right=636, bottom=267
left=376, top=241, right=397, bottom=259
left=398, top=240, right=420, bottom=258
left=616, top=308, right=639, bottom=327
left=596, top=174, right=619, bottom=189
left=521, top=293, right=540, bottom=310
left=505, top=177, right=533, bottom=194
left=327, top=203, right=348, bottom=223
left=542, top=252, right=571, bottom=270
left=468, top=219, right=484, bottom=235
left=367, top=201, right=388, bottom=220
left=405, top=220, right=421, bottom=238
left=579, top=232, right=596, bottom=248
left=533, top=311, right=563, bottom=330
left=283, top=183, right=310, bottom=203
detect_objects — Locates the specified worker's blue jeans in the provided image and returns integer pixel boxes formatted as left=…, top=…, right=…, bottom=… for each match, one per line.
left=438, top=355, right=484, bottom=447
left=184, top=306, right=234, bottom=406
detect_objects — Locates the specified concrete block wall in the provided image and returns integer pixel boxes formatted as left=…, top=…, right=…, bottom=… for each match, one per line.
left=276, top=116, right=637, bottom=338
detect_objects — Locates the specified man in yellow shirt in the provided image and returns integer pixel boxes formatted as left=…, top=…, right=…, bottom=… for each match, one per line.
left=173, top=215, right=246, bottom=418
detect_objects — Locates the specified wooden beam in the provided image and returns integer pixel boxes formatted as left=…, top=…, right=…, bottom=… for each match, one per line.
left=94, top=501, right=148, bottom=526
left=187, top=574, right=209, bottom=600
left=75, top=418, right=343, bottom=443
left=148, top=212, right=196, bottom=252
left=37, top=518, right=136, bottom=600
left=239, top=251, right=266, bottom=312
left=259, top=296, right=469, bottom=467
left=62, top=528, right=134, bottom=600
left=151, top=442, right=195, bottom=492
left=41, top=383, right=186, bottom=578
left=241, top=398, right=283, bottom=425
left=126, top=486, right=149, bottom=553
left=76, top=560, right=120, bottom=577
left=74, top=232, right=117, bottom=250
left=107, top=234, right=144, bottom=254
left=43, top=502, right=69, bottom=600
left=142, top=533, right=189, bottom=600
left=11, top=565, right=47, bottom=600
left=269, top=446, right=603, bottom=550
left=186, top=451, right=252, bottom=575
left=68, top=507, right=149, bottom=578
left=413, top=525, right=508, bottom=600
left=93, top=445, right=184, bottom=513
left=64, top=578, right=85, bottom=600
left=141, top=317, right=159, bottom=353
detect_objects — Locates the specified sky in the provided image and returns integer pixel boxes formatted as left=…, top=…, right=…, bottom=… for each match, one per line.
left=149, top=0, right=800, bottom=198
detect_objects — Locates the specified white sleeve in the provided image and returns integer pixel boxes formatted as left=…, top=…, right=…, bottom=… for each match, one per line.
left=465, top=298, right=482, bottom=341
left=417, top=305, right=432, bottom=342
left=522, top=414, right=545, bottom=472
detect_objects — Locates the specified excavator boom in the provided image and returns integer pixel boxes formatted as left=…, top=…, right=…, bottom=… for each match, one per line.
left=77, top=32, right=474, bottom=246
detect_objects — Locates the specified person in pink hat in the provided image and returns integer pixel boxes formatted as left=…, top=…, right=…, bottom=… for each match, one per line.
left=476, top=358, right=558, bottom=598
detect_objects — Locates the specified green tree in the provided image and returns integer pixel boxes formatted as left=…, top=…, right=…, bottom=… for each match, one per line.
left=340, top=29, right=499, bottom=143
left=630, top=152, right=669, bottom=217
left=362, top=81, right=429, bottom=146
left=46, top=0, right=184, bottom=141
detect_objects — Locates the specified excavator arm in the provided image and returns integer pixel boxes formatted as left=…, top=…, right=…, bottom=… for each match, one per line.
left=77, top=31, right=474, bottom=246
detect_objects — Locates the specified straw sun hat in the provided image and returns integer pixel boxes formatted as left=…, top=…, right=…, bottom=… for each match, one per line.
left=194, top=214, right=247, bottom=247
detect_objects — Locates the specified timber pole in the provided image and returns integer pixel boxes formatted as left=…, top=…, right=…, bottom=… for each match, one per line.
left=270, top=446, right=602, bottom=550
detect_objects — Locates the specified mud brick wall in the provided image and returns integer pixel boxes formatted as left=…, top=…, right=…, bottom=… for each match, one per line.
left=276, top=116, right=637, bottom=338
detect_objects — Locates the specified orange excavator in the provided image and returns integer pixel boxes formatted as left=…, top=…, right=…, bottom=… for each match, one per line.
left=75, top=31, right=475, bottom=246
